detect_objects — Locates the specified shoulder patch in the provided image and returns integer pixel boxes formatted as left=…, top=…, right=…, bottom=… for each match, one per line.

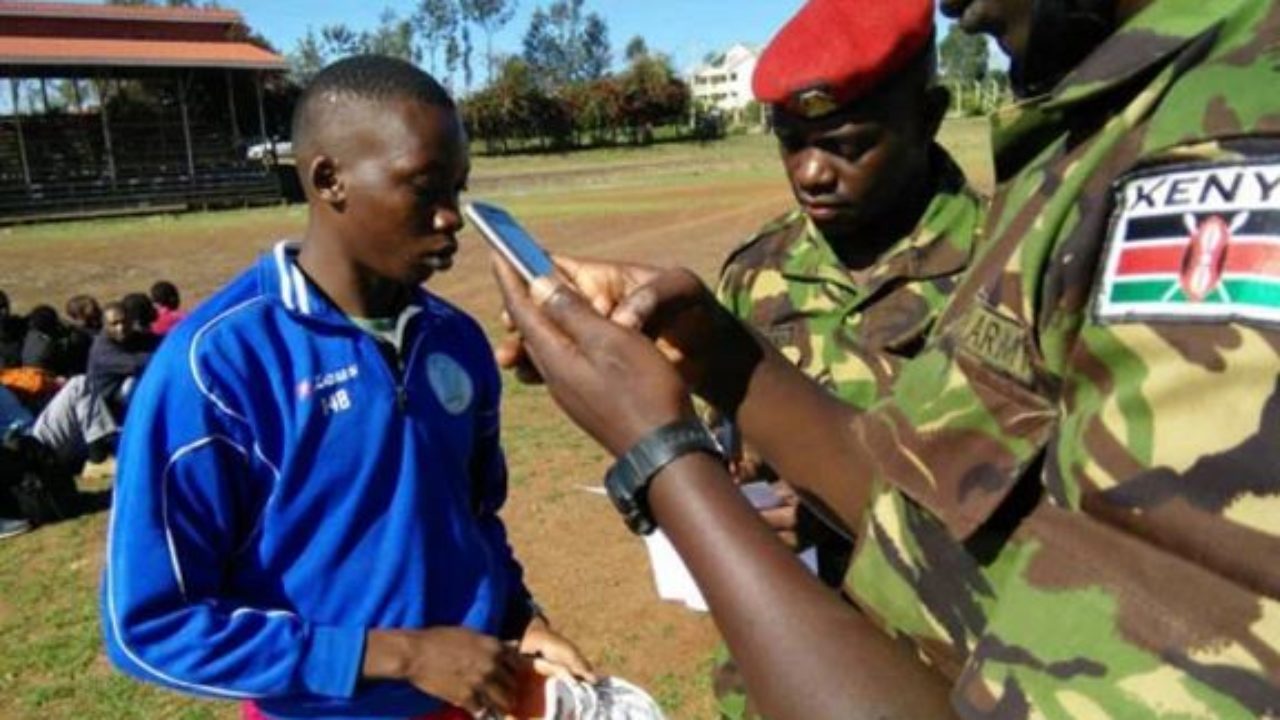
left=1095, top=161, right=1280, bottom=327
left=956, top=304, right=1033, bottom=385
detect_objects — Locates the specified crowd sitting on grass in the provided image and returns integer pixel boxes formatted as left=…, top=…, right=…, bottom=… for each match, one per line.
left=0, top=281, right=188, bottom=540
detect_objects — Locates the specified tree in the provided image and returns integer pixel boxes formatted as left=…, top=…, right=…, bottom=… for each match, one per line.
left=521, top=0, right=611, bottom=88
left=458, top=0, right=517, bottom=87
left=624, top=35, right=648, bottom=63
left=289, top=13, right=420, bottom=87
left=939, top=22, right=989, bottom=84
left=289, top=28, right=327, bottom=85
left=414, top=0, right=460, bottom=77
left=361, top=9, right=419, bottom=62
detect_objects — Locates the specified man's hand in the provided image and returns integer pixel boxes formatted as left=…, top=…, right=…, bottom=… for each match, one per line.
left=363, top=627, right=520, bottom=715
left=518, top=615, right=595, bottom=681
left=757, top=481, right=802, bottom=550
left=493, top=258, right=696, bottom=456
left=494, top=256, right=662, bottom=384
left=494, top=255, right=738, bottom=394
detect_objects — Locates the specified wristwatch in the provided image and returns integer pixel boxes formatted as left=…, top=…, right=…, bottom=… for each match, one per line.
left=603, top=419, right=724, bottom=535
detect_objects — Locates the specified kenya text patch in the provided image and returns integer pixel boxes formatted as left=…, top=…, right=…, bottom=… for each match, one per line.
left=1096, top=162, right=1280, bottom=326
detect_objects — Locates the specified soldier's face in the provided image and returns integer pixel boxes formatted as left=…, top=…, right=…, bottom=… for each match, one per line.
left=774, top=81, right=939, bottom=238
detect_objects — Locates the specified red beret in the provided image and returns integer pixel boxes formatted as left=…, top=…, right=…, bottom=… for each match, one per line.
left=753, top=0, right=934, bottom=119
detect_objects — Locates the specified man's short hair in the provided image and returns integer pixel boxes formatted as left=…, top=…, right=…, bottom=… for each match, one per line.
left=150, top=281, right=180, bottom=310
left=121, top=293, right=157, bottom=328
left=66, top=294, right=99, bottom=322
left=291, top=54, right=455, bottom=154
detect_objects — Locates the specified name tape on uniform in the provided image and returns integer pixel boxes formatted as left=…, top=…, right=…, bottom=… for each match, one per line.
left=1096, top=161, right=1280, bottom=326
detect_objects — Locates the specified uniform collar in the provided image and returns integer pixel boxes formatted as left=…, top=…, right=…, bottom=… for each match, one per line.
left=785, top=145, right=980, bottom=304
left=258, top=240, right=433, bottom=328
left=991, top=0, right=1240, bottom=170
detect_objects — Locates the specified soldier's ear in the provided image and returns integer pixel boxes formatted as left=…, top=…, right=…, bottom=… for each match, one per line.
left=923, top=86, right=950, bottom=140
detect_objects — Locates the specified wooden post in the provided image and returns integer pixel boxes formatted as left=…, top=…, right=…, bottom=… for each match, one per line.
left=254, top=71, right=268, bottom=145
left=9, top=78, right=31, bottom=188
left=225, top=68, right=241, bottom=150
left=177, top=72, right=195, bottom=182
left=94, top=76, right=117, bottom=189
left=39, top=77, right=51, bottom=112
left=71, top=78, right=83, bottom=112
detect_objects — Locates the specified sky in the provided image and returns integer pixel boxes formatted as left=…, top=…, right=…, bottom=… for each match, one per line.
left=238, top=1, right=805, bottom=75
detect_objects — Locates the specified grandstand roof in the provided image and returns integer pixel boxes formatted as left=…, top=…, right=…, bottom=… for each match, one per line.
left=0, top=2, right=242, bottom=24
left=0, top=1, right=286, bottom=72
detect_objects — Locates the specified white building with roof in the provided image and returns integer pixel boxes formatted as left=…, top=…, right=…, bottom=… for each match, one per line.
left=689, top=43, right=759, bottom=113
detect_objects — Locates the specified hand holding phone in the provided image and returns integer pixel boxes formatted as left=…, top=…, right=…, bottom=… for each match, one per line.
left=464, top=201, right=556, bottom=282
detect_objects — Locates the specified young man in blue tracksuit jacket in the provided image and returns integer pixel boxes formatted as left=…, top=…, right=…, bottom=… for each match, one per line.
left=102, top=56, right=590, bottom=720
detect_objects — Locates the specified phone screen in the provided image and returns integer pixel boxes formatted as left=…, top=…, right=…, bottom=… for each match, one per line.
left=464, top=202, right=556, bottom=281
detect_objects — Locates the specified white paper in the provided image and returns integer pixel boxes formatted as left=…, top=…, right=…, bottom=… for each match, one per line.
left=642, top=484, right=819, bottom=613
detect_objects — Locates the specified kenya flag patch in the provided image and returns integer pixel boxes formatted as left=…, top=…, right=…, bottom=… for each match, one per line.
left=1096, top=161, right=1280, bottom=326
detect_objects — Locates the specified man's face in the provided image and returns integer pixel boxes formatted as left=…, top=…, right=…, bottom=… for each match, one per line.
left=774, top=83, right=933, bottom=238
left=940, top=0, right=1035, bottom=62
left=329, top=99, right=469, bottom=287
left=104, top=308, right=128, bottom=343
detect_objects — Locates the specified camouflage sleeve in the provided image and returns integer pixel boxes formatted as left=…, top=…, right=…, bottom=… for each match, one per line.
left=847, top=139, right=1280, bottom=718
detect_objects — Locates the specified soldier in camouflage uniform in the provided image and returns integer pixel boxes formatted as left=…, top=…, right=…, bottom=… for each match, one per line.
left=709, top=2, right=983, bottom=717
left=494, top=0, right=1280, bottom=716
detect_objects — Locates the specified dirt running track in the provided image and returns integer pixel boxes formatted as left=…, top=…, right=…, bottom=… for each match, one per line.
left=0, top=163, right=794, bottom=718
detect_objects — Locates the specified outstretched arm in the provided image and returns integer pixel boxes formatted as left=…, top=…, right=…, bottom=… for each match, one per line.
left=494, top=261, right=955, bottom=719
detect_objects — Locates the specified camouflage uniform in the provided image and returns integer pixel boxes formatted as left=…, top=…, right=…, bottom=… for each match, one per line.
left=716, top=147, right=983, bottom=412
left=712, top=146, right=984, bottom=720
left=841, top=1, right=1280, bottom=716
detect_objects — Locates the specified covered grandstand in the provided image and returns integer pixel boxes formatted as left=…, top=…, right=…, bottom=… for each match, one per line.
left=0, top=1, right=292, bottom=223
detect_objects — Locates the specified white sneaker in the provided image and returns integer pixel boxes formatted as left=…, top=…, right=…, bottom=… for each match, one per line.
left=543, top=676, right=666, bottom=720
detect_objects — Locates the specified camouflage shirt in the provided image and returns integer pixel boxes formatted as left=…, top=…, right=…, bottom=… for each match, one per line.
left=842, top=2, right=1280, bottom=717
left=715, top=146, right=983, bottom=411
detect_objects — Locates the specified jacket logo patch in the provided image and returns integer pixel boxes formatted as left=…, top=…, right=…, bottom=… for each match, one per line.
left=1097, top=162, right=1280, bottom=326
left=427, top=353, right=473, bottom=415
left=957, top=305, right=1032, bottom=384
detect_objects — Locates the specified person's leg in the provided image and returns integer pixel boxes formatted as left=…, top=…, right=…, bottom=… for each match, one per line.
left=30, top=376, right=90, bottom=476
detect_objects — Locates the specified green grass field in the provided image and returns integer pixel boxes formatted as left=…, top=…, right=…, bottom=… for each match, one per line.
left=0, top=119, right=993, bottom=719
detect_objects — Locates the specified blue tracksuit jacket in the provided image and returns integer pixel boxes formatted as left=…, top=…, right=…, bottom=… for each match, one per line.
left=102, top=242, right=527, bottom=719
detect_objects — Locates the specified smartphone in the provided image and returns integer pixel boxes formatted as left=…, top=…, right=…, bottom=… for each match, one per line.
left=463, top=201, right=556, bottom=282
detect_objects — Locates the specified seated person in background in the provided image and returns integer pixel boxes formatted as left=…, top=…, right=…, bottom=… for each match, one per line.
left=149, top=280, right=187, bottom=335
left=120, top=292, right=158, bottom=336
left=21, top=305, right=82, bottom=377
left=88, top=301, right=157, bottom=421
left=63, top=294, right=102, bottom=374
left=30, top=374, right=118, bottom=475
left=0, top=291, right=27, bottom=369
left=103, top=55, right=589, bottom=720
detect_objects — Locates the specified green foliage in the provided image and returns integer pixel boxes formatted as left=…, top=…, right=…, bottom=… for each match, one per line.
left=521, top=0, right=611, bottom=87
left=624, top=35, right=648, bottom=63
left=939, top=23, right=989, bottom=84
left=459, top=0, right=517, bottom=86
left=461, top=48, right=689, bottom=153
left=288, top=11, right=419, bottom=86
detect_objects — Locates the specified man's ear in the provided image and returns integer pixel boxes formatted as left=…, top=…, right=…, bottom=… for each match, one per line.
left=923, top=85, right=951, bottom=140
left=308, top=155, right=345, bottom=208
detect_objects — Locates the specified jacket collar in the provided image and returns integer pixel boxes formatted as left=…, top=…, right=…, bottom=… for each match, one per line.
left=991, top=0, right=1241, bottom=167
left=258, top=240, right=433, bottom=328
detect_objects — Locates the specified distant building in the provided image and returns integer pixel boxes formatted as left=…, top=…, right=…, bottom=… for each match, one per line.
left=689, top=43, right=759, bottom=114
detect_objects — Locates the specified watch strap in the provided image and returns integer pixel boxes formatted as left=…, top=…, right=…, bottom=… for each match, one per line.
left=605, top=419, right=723, bottom=535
